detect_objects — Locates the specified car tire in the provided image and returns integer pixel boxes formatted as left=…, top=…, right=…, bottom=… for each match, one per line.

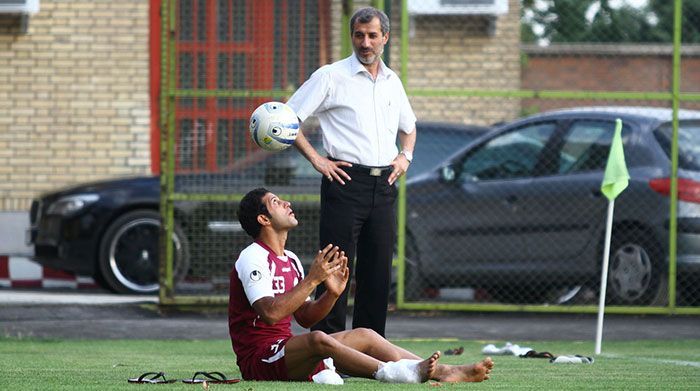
left=607, top=230, right=662, bottom=305
left=97, top=210, right=190, bottom=294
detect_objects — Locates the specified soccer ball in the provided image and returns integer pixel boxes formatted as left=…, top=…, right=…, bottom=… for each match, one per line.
left=249, top=101, right=299, bottom=152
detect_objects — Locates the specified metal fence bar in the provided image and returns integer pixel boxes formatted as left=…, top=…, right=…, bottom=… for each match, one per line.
left=408, top=89, right=674, bottom=100
left=667, top=0, right=683, bottom=310
left=341, top=0, right=352, bottom=57
left=398, top=302, right=700, bottom=315
left=395, top=0, right=410, bottom=308
left=158, top=0, right=169, bottom=304
left=167, top=89, right=700, bottom=100
left=168, top=193, right=320, bottom=202
left=172, top=89, right=294, bottom=97
left=159, top=0, right=177, bottom=303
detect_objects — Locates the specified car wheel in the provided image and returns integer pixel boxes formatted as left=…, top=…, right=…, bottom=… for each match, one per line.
left=607, top=230, right=662, bottom=305
left=98, top=210, right=190, bottom=294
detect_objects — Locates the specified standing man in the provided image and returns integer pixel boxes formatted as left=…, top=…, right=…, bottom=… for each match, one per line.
left=287, top=7, right=416, bottom=337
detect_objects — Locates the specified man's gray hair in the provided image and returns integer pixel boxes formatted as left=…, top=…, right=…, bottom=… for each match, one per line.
left=350, top=7, right=390, bottom=35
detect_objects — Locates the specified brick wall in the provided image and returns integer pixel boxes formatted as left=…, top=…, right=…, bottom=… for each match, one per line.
left=405, top=0, right=522, bottom=126
left=521, top=44, right=700, bottom=113
left=0, top=0, right=150, bottom=212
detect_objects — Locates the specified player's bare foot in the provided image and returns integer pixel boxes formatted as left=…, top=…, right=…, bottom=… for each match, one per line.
left=417, top=351, right=441, bottom=382
left=436, top=357, right=494, bottom=383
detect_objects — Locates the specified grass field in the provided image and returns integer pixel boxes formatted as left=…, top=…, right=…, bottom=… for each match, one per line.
left=1, top=337, right=698, bottom=389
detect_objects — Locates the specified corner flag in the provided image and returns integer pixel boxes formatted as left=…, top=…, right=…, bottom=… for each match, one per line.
left=600, top=119, right=630, bottom=200
left=595, top=118, right=630, bottom=355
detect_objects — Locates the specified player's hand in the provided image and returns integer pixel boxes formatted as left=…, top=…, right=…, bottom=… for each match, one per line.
left=307, top=244, right=344, bottom=286
left=324, top=250, right=349, bottom=298
left=313, top=156, right=352, bottom=185
left=388, top=153, right=410, bottom=185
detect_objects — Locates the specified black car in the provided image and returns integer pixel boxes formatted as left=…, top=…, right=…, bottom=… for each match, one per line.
left=404, top=107, right=700, bottom=305
left=27, top=122, right=489, bottom=294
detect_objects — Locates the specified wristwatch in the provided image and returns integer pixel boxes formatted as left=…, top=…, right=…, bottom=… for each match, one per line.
left=401, top=150, right=413, bottom=163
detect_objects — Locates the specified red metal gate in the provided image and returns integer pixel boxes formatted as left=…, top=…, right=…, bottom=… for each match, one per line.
left=150, top=0, right=330, bottom=173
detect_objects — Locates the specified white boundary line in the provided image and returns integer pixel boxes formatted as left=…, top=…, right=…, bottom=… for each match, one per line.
left=603, top=353, right=700, bottom=368
left=0, top=290, right=157, bottom=305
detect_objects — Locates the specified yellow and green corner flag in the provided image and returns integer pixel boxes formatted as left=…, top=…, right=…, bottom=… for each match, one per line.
left=601, top=119, right=630, bottom=201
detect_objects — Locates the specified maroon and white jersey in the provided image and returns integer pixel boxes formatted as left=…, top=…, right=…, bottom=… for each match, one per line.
left=228, top=240, right=305, bottom=363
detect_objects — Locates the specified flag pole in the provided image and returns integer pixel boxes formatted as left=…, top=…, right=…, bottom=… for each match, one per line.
left=595, top=199, right=615, bottom=355
left=596, top=118, right=630, bottom=356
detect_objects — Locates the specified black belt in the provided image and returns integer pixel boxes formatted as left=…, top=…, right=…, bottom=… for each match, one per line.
left=329, top=157, right=392, bottom=177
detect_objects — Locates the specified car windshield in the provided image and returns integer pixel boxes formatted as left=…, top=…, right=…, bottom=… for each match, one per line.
left=461, top=122, right=556, bottom=180
left=654, top=121, right=700, bottom=171
left=410, top=126, right=485, bottom=176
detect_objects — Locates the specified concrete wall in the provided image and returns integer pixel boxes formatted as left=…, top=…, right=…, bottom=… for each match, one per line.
left=0, top=0, right=151, bottom=212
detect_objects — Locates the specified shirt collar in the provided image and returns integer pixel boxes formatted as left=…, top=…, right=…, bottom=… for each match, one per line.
left=349, top=53, right=392, bottom=80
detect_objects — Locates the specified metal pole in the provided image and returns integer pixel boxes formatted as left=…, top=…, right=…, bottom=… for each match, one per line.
left=595, top=200, right=615, bottom=355
left=397, top=0, right=409, bottom=306
left=668, top=0, right=683, bottom=309
left=341, top=0, right=353, bottom=58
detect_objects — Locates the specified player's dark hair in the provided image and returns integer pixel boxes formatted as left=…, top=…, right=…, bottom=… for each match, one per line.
left=350, top=7, right=390, bottom=35
left=238, top=187, right=270, bottom=239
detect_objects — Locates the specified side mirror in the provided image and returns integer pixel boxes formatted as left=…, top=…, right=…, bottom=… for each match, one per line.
left=440, top=165, right=456, bottom=183
left=440, top=163, right=477, bottom=183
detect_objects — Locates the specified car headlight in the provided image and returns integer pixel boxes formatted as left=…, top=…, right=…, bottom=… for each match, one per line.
left=46, top=194, right=100, bottom=216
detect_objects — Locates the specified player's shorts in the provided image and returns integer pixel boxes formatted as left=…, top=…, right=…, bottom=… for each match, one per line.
left=237, top=337, right=327, bottom=381
left=238, top=337, right=291, bottom=381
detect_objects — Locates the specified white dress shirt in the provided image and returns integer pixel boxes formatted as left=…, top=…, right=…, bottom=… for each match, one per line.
left=287, top=54, right=416, bottom=167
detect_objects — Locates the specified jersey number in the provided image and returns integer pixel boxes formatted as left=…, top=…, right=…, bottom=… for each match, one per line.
left=272, top=276, right=285, bottom=293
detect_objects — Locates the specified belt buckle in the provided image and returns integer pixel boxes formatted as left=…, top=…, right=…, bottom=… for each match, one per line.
left=369, top=168, right=382, bottom=177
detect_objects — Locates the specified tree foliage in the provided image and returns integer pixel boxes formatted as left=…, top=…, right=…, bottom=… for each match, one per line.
left=522, top=0, right=700, bottom=44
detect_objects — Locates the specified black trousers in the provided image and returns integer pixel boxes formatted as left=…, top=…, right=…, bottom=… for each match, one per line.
left=311, top=164, right=397, bottom=337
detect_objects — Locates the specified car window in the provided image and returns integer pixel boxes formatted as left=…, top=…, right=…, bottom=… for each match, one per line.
left=410, top=126, right=485, bottom=176
left=655, top=121, right=700, bottom=171
left=558, top=120, right=632, bottom=174
left=460, top=122, right=556, bottom=180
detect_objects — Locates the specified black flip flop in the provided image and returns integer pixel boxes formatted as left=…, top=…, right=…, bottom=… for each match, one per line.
left=128, top=372, right=177, bottom=384
left=182, top=371, right=241, bottom=384
left=521, top=350, right=555, bottom=359
left=444, top=346, right=464, bottom=355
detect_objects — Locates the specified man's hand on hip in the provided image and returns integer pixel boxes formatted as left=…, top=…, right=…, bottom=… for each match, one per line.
left=388, top=153, right=410, bottom=185
left=313, top=156, right=353, bottom=185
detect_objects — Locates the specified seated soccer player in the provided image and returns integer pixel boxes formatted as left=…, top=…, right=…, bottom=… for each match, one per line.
left=228, top=187, right=494, bottom=383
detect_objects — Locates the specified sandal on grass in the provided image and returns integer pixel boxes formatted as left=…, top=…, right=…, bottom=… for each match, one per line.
left=182, top=371, right=241, bottom=384
left=520, top=350, right=555, bottom=359
left=128, top=372, right=177, bottom=384
left=444, top=346, right=464, bottom=355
